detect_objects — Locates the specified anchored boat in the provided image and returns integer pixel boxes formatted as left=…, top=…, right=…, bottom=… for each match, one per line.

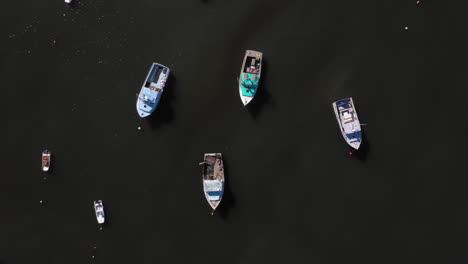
left=239, top=50, right=263, bottom=106
left=136, top=63, right=170, bottom=118
left=94, top=200, right=105, bottom=226
left=199, top=153, right=224, bottom=215
left=42, top=150, right=51, bottom=172
left=332, top=97, right=362, bottom=150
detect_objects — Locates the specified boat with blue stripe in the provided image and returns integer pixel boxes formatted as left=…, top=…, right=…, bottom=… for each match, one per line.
left=136, top=63, right=170, bottom=118
left=239, top=50, right=263, bottom=106
left=199, top=153, right=224, bottom=215
left=332, top=98, right=362, bottom=150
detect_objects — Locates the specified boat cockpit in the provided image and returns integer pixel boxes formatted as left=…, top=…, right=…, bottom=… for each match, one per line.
left=243, top=56, right=261, bottom=74
left=341, top=110, right=355, bottom=124
left=140, top=94, right=156, bottom=104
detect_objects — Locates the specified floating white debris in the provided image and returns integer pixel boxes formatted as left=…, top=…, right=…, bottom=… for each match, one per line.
left=138, top=126, right=141, bottom=131
left=40, top=200, right=43, bottom=204
left=405, top=26, right=408, bottom=30
left=65, top=0, right=72, bottom=3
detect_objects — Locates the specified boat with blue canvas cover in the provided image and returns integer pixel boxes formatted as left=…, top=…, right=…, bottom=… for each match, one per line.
left=136, top=63, right=170, bottom=118
left=239, top=50, right=263, bottom=106
left=332, top=97, right=362, bottom=150
left=199, top=153, right=224, bottom=215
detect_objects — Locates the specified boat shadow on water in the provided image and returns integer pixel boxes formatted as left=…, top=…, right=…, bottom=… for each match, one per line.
left=353, top=132, right=370, bottom=162
left=217, top=157, right=235, bottom=219
left=146, top=74, right=176, bottom=130
left=246, top=59, right=272, bottom=119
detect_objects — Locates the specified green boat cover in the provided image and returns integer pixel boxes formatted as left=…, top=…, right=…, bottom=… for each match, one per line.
left=240, top=73, right=259, bottom=97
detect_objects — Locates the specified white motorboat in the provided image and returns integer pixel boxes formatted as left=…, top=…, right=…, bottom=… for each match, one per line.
left=42, top=150, right=51, bottom=172
left=332, top=97, right=362, bottom=150
left=93, top=200, right=105, bottom=225
left=199, top=153, right=224, bottom=215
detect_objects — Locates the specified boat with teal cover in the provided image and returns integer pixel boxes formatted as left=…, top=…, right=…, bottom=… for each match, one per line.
left=136, top=63, right=170, bottom=118
left=239, top=50, right=263, bottom=106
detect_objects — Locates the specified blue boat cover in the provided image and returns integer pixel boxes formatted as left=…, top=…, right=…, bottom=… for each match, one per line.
left=141, top=88, right=158, bottom=103
left=346, top=131, right=362, bottom=141
left=207, top=191, right=223, bottom=197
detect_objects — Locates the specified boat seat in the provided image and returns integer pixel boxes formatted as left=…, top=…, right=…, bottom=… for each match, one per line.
left=149, top=85, right=161, bottom=92
left=342, top=111, right=353, bottom=122
left=247, top=68, right=256, bottom=74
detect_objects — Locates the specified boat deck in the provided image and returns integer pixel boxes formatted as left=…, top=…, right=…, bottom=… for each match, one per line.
left=240, top=73, right=259, bottom=97
left=243, top=56, right=261, bottom=73
left=145, top=65, right=166, bottom=88
left=203, top=155, right=224, bottom=181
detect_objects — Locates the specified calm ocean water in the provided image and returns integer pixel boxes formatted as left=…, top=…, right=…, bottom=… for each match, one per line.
left=1, top=0, right=467, bottom=263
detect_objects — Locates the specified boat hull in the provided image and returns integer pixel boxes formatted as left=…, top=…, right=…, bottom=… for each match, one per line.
left=239, top=50, right=263, bottom=106
left=332, top=98, right=362, bottom=150
left=201, top=153, right=225, bottom=212
left=136, top=63, right=170, bottom=118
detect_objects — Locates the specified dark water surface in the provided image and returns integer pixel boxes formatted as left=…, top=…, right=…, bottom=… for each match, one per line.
left=1, top=0, right=467, bottom=263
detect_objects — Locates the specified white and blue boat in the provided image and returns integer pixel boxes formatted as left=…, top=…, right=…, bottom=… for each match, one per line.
left=93, top=200, right=105, bottom=227
left=332, top=98, right=362, bottom=150
left=239, top=50, right=263, bottom=106
left=199, top=153, right=224, bottom=215
left=136, top=63, right=170, bottom=118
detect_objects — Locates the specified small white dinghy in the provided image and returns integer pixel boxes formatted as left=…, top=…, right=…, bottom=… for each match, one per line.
left=199, top=153, right=224, bottom=215
left=93, top=200, right=105, bottom=228
left=42, top=150, right=51, bottom=172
